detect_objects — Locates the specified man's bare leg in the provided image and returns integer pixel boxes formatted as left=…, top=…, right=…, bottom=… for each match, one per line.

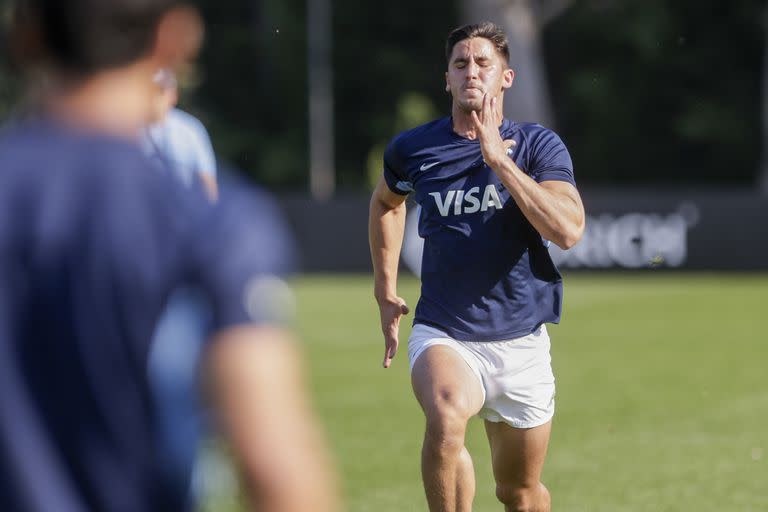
left=454, top=445, right=476, bottom=507
left=412, top=345, right=484, bottom=512
left=485, top=420, right=552, bottom=512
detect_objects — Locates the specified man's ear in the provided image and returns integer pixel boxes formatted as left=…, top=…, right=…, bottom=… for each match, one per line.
left=502, top=67, right=515, bottom=90
left=151, top=6, right=204, bottom=74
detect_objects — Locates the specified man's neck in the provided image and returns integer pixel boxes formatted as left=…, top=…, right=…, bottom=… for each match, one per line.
left=451, top=109, right=478, bottom=139
left=450, top=98, right=505, bottom=140
left=44, top=64, right=154, bottom=140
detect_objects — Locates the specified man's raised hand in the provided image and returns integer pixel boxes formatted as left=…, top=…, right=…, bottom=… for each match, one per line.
left=470, top=94, right=515, bottom=168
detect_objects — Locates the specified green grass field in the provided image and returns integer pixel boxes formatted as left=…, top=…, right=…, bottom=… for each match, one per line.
left=212, top=273, right=768, bottom=511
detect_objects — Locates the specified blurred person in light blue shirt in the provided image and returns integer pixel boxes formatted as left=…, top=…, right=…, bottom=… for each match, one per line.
left=142, top=69, right=218, bottom=200
left=142, top=68, right=221, bottom=502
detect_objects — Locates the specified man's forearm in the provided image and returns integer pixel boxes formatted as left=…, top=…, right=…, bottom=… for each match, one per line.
left=488, top=158, right=584, bottom=249
left=369, top=195, right=406, bottom=302
left=207, top=327, right=339, bottom=512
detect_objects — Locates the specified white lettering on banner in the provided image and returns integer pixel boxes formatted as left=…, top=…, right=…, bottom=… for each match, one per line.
left=548, top=204, right=700, bottom=268
left=399, top=203, right=701, bottom=277
left=429, top=184, right=503, bottom=217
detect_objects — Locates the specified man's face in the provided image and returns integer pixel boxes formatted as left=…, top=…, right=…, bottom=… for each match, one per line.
left=445, top=37, right=514, bottom=113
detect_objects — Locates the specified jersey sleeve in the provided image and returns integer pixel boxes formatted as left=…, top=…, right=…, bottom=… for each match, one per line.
left=188, top=116, right=217, bottom=178
left=189, top=179, right=297, bottom=331
left=382, top=137, right=413, bottom=195
left=528, top=129, right=575, bottom=185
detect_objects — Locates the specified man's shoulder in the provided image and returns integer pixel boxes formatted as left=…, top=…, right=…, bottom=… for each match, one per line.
left=163, top=108, right=211, bottom=143
left=511, top=121, right=566, bottom=147
left=167, top=107, right=204, bottom=127
left=511, top=121, right=556, bottom=136
left=388, top=117, right=450, bottom=155
left=0, top=120, right=146, bottom=178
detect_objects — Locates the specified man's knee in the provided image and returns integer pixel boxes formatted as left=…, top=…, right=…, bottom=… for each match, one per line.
left=422, top=390, right=470, bottom=455
left=495, top=483, right=549, bottom=512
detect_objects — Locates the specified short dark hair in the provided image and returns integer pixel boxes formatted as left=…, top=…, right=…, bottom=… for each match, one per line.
left=445, top=22, right=510, bottom=65
left=11, top=0, right=181, bottom=74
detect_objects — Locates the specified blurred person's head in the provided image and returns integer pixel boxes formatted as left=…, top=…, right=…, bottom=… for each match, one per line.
left=148, top=68, right=179, bottom=124
left=444, top=22, right=514, bottom=115
left=8, top=0, right=203, bottom=135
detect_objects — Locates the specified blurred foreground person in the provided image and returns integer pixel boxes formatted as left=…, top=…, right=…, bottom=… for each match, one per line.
left=0, top=1, right=338, bottom=511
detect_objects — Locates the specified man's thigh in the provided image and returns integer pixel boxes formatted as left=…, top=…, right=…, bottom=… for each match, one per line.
left=411, top=344, right=484, bottom=420
left=484, top=419, right=552, bottom=487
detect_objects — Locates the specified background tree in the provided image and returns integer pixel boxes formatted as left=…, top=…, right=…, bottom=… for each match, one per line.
left=460, top=0, right=574, bottom=127
left=545, top=0, right=763, bottom=185
left=0, top=3, right=20, bottom=121
left=0, top=0, right=764, bottom=189
left=761, top=0, right=768, bottom=193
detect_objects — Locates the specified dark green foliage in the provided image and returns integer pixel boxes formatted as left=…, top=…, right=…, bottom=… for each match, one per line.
left=0, top=3, right=19, bottom=120
left=188, top=0, right=309, bottom=187
left=545, top=0, right=764, bottom=185
left=0, top=0, right=764, bottom=188
left=187, top=0, right=457, bottom=191
left=331, top=0, right=458, bottom=190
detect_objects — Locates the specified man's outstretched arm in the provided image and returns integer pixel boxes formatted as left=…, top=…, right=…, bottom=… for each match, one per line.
left=368, top=177, right=410, bottom=368
left=206, top=325, right=340, bottom=512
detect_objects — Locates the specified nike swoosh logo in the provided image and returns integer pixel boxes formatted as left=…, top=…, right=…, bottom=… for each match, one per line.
left=420, top=161, right=440, bottom=171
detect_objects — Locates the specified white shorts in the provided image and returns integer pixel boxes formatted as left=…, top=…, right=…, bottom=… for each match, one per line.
left=408, top=323, right=556, bottom=429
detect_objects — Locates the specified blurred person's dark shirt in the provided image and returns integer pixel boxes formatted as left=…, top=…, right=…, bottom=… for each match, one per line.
left=0, top=119, right=295, bottom=512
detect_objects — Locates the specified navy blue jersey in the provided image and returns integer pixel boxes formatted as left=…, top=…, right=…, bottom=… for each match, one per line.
left=383, top=117, right=575, bottom=341
left=0, top=120, right=294, bottom=512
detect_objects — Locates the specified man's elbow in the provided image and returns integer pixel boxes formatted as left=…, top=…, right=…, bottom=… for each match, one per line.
left=369, top=193, right=384, bottom=213
left=553, top=222, right=585, bottom=250
left=370, top=194, right=404, bottom=216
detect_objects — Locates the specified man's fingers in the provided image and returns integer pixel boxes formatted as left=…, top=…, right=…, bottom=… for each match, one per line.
left=380, top=299, right=407, bottom=368
left=470, top=110, right=481, bottom=129
left=491, top=97, right=502, bottom=125
left=388, top=339, right=398, bottom=361
left=382, top=335, right=398, bottom=369
left=382, top=320, right=399, bottom=368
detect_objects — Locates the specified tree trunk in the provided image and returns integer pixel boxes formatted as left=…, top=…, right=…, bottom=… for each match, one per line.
left=459, top=0, right=570, bottom=128
left=307, top=0, right=335, bottom=200
left=760, top=3, right=768, bottom=193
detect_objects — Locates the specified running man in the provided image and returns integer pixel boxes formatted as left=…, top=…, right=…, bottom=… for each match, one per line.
left=1, top=1, right=338, bottom=511
left=369, top=22, right=585, bottom=512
